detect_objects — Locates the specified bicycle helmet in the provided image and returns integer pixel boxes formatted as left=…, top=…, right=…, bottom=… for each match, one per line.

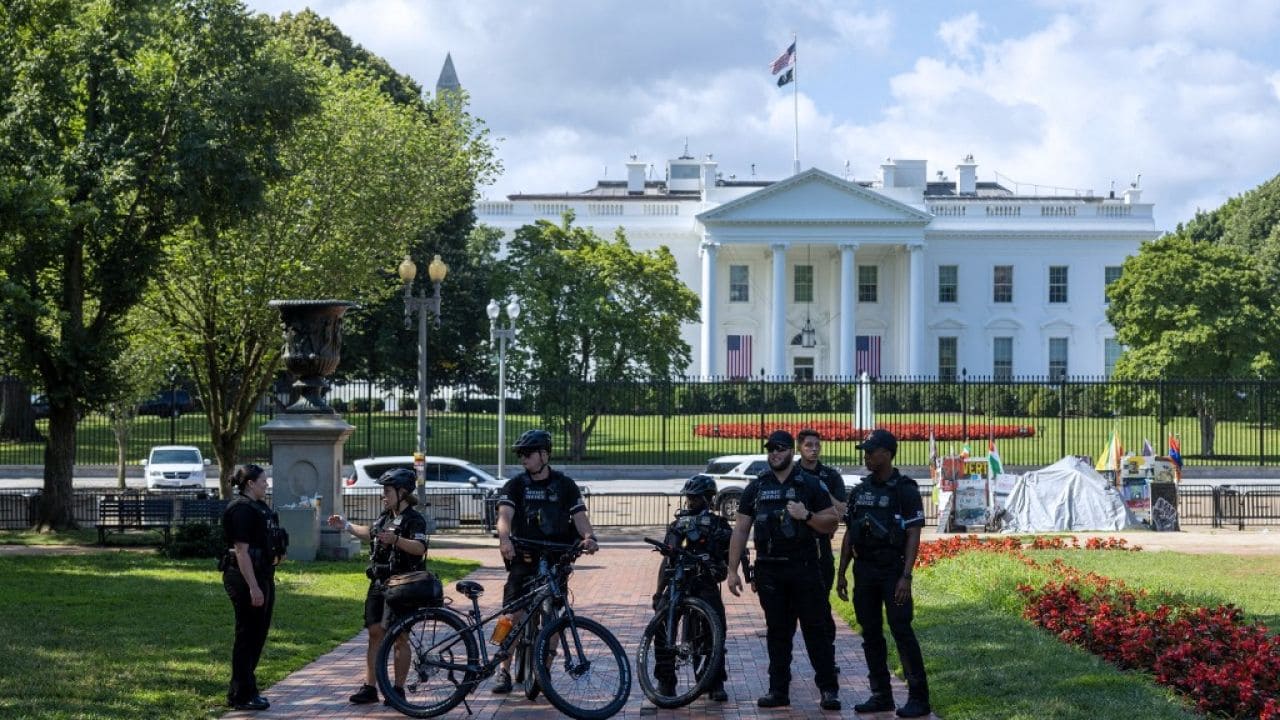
left=376, top=467, right=418, bottom=491
left=680, top=474, right=718, bottom=498
left=512, top=429, right=552, bottom=453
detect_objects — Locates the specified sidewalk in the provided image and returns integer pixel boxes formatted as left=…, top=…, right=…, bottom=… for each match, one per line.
left=225, top=541, right=940, bottom=719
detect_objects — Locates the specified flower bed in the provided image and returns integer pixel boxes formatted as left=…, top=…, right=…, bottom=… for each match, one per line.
left=692, top=420, right=1035, bottom=441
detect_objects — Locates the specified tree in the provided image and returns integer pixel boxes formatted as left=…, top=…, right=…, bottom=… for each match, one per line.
left=505, top=214, right=700, bottom=460
left=1107, top=233, right=1279, bottom=455
left=0, top=0, right=311, bottom=529
left=102, top=317, right=175, bottom=488
left=146, top=57, right=496, bottom=495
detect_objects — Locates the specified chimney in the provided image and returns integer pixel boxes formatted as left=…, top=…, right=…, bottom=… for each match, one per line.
left=956, top=154, right=977, bottom=195
left=700, top=154, right=718, bottom=196
left=1123, top=174, right=1142, bottom=205
left=879, top=158, right=896, bottom=188
left=626, top=156, right=646, bottom=195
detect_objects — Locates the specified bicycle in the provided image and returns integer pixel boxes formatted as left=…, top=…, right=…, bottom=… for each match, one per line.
left=635, top=536, right=727, bottom=709
left=375, top=538, right=632, bottom=719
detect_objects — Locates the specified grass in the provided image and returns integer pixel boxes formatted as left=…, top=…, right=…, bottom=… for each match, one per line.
left=0, top=552, right=478, bottom=719
left=2, top=409, right=1276, bottom=469
left=833, top=546, right=1280, bottom=720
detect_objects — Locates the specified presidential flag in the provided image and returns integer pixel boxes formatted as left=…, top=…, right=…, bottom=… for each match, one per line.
left=727, top=334, right=752, bottom=379
left=770, top=42, right=796, bottom=74
left=776, top=68, right=794, bottom=87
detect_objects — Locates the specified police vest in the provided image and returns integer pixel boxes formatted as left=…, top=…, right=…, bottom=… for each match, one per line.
left=369, top=508, right=427, bottom=574
left=849, top=477, right=908, bottom=552
left=520, top=474, right=574, bottom=540
left=752, top=474, right=820, bottom=560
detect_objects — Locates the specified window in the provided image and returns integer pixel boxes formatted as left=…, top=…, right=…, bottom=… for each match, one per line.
left=938, top=265, right=958, bottom=303
left=793, top=356, right=814, bottom=381
left=729, top=265, right=749, bottom=302
left=1104, top=338, right=1124, bottom=377
left=993, top=265, right=1013, bottom=303
left=669, top=164, right=700, bottom=180
left=794, top=264, right=813, bottom=303
left=993, top=337, right=1013, bottom=380
left=1104, top=265, right=1122, bottom=303
left=858, top=265, right=878, bottom=302
left=1048, top=337, right=1069, bottom=379
left=1049, top=266, right=1069, bottom=303
left=938, top=337, right=957, bottom=381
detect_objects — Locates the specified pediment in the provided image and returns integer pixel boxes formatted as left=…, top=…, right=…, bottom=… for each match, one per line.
left=929, top=318, right=968, bottom=331
left=698, top=169, right=932, bottom=226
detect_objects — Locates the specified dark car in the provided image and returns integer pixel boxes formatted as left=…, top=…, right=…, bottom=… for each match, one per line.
left=137, top=390, right=196, bottom=417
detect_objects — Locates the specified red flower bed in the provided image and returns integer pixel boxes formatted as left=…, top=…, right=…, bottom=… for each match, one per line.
left=693, top=420, right=1035, bottom=441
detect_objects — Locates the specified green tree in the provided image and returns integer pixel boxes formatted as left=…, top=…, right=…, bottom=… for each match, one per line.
left=506, top=214, right=700, bottom=460
left=147, top=58, right=496, bottom=494
left=0, top=0, right=310, bottom=528
left=102, top=316, right=175, bottom=489
left=1219, top=173, right=1280, bottom=285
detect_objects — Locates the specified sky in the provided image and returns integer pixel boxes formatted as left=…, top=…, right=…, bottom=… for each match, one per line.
left=243, top=0, right=1280, bottom=229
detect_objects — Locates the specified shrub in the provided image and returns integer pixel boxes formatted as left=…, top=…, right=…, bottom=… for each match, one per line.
left=400, top=397, right=417, bottom=412
left=162, top=522, right=223, bottom=559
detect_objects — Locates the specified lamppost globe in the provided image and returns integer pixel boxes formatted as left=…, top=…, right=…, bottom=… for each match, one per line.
left=486, top=299, right=500, bottom=320
left=506, top=301, right=521, bottom=320
left=427, top=254, right=448, bottom=283
left=397, top=255, right=417, bottom=283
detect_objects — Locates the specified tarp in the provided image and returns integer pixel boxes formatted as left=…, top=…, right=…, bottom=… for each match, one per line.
left=997, top=456, right=1138, bottom=533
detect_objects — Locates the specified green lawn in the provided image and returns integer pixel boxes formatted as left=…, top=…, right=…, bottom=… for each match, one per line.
left=2, top=410, right=1276, bottom=469
left=833, top=547, right=1280, bottom=720
left=0, top=552, right=478, bottom=719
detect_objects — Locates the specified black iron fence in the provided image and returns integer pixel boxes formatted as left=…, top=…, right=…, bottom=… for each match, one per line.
left=3, top=376, right=1279, bottom=469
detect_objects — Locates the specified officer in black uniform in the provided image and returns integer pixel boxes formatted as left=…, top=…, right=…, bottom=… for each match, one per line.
left=327, top=468, right=429, bottom=706
left=652, top=474, right=733, bottom=702
left=726, top=429, right=842, bottom=711
left=221, top=464, right=281, bottom=712
left=491, top=429, right=599, bottom=694
left=796, top=428, right=849, bottom=658
left=836, top=429, right=931, bottom=718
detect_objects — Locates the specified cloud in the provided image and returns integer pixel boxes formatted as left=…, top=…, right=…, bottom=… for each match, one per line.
left=938, top=12, right=983, bottom=60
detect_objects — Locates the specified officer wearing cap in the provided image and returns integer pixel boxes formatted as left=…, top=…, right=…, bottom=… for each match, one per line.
left=836, top=429, right=931, bottom=718
left=726, top=429, right=842, bottom=711
left=327, top=467, right=429, bottom=706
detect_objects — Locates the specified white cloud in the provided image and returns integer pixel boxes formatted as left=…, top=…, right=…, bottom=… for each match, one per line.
left=938, top=12, right=983, bottom=60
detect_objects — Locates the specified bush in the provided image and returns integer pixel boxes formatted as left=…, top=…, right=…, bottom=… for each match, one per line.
left=430, top=398, right=446, bottom=412
left=1027, top=387, right=1061, bottom=417
left=162, top=522, right=223, bottom=559
left=400, top=397, right=417, bottom=412
left=350, top=398, right=387, bottom=413
left=329, top=398, right=348, bottom=413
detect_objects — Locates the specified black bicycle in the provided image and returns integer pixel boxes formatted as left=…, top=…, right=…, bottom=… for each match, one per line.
left=375, top=538, right=632, bottom=719
left=635, top=537, right=727, bottom=709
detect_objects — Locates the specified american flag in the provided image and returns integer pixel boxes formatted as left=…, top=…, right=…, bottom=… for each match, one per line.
left=856, top=335, right=881, bottom=377
left=727, top=334, right=752, bottom=378
left=769, top=42, right=796, bottom=75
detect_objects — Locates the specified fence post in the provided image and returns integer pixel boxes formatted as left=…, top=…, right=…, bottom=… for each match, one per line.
left=1059, top=376, right=1067, bottom=460
left=660, top=383, right=669, bottom=467
left=961, top=368, right=968, bottom=442
left=365, top=381, right=373, bottom=458
left=463, top=386, right=471, bottom=462
left=1259, top=379, right=1265, bottom=467
left=1158, top=379, right=1166, bottom=455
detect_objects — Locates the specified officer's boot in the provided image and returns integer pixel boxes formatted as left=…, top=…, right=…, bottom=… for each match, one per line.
left=854, top=677, right=895, bottom=714
left=895, top=676, right=930, bottom=718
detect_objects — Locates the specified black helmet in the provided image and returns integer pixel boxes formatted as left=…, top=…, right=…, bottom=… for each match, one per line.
left=377, top=468, right=417, bottom=491
left=680, top=474, right=718, bottom=498
left=512, top=429, right=552, bottom=453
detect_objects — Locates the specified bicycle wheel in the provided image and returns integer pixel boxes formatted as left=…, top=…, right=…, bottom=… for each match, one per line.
left=535, top=615, right=631, bottom=720
left=637, top=597, right=724, bottom=709
left=376, top=608, right=478, bottom=718
left=520, top=604, right=543, bottom=700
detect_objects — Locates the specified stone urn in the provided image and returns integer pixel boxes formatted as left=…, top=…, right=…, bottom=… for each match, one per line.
left=269, top=300, right=357, bottom=414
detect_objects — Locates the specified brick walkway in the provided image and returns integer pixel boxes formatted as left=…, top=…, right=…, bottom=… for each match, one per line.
left=226, top=540, right=939, bottom=719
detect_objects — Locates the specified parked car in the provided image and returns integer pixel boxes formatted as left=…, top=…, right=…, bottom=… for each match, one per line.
left=30, top=395, right=50, bottom=419
left=345, top=456, right=504, bottom=526
left=698, top=454, right=860, bottom=517
left=144, top=445, right=210, bottom=490
left=137, top=390, right=196, bottom=417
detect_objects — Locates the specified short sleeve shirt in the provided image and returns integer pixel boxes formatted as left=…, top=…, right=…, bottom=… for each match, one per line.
left=497, top=469, right=587, bottom=544
left=738, top=466, right=833, bottom=559
left=223, top=497, right=270, bottom=551
left=846, top=469, right=926, bottom=533
left=370, top=507, right=429, bottom=574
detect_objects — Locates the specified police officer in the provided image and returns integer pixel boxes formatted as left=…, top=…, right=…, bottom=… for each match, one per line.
left=836, top=429, right=931, bottom=718
left=726, top=429, right=842, bottom=711
left=221, top=464, right=279, bottom=711
left=491, top=429, right=599, bottom=694
left=652, top=475, right=733, bottom=702
left=796, top=428, right=849, bottom=656
left=327, top=468, right=429, bottom=706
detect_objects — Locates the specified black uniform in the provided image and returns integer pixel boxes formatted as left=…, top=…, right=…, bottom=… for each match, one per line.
left=363, top=507, right=429, bottom=627
left=221, top=495, right=279, bottom=706
left=496, top=469, right=587, bottom=604
left=847, top=470, right=929, bottom=703
left=739, top=466, right=838, bottom=696
left=799, top=461, right=847, bottom=664
left=652, top=507, right=733, bottom=687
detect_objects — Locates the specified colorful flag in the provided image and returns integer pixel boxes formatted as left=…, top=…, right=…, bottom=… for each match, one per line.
left=726, top=334, right=752, bottom=379
left=769, top=42, right=796, bottom=74
left=960, top=443, right=971, bottom=461
left=987, top=438, right=1003, bottom=478
left=776, top=68, right=794, bottom=87
left=1141, top=438, right=1155, bottom=465
left=855, top=335, right=881, bottom=377
left=1095, top=429, right=1123, bottom=475
left=1168, top=434, right=1183, bottom=469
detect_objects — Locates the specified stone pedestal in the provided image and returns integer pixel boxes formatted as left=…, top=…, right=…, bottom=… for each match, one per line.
left=262, top=413, right=358, bottom=559
left=278, top=506, right=320, bottom=562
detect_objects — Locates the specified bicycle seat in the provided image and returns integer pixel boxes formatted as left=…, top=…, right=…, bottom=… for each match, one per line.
left=455, top=580, right=484, bottom=598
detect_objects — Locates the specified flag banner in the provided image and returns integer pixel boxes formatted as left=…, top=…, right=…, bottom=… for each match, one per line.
left=726, top=334, right=753, bottom=379
left=987, top=438, right=1003, bottom=477
left=776, top=68, right=794, bottom=87
left=1168, top=434, right=1183, bottom=469
left=770, top=41, right=796, bottom=74
left=855, top=335, right=881, bottom=377
left=1141, top=438, right=1155, bottom=462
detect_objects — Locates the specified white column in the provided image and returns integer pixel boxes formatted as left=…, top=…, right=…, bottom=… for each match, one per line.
left=839, top=243, right=858, bottom=377
left=699, top=239, right=719, bottom=377
left=770, top=242, right=787, bottom=377
left=908, top=244, right=925, bottom=376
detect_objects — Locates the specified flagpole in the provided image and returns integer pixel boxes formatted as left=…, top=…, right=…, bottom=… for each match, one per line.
left=792, top=32, right=800, bottom=175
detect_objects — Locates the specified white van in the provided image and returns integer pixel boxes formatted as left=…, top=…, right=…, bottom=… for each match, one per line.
left=144, top=445, right=210, bottom=490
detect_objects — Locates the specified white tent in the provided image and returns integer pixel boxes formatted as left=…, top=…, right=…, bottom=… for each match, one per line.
left=997, top=456, right=1138, bottom=533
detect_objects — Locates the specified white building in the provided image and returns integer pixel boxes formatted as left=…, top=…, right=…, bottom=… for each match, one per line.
left=476, top=152, right=1160, bottom=379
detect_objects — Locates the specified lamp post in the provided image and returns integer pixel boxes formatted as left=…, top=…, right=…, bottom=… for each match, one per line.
left=399, top=254, right=448, bottom=461
left=487, top=299, right=520, bottom=481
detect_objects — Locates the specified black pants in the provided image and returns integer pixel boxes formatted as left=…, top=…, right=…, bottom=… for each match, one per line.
left=653, top=583, right=727, bottom=687
left=852, top=562, right=928, bottom=700
left=224, top=567, right=275, bottom=704
left=817, top=535, right=838, bottom=650
left=754, top=561, right=838, bottom=695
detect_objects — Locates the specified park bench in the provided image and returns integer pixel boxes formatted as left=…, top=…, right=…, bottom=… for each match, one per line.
left=177, top=498, right=228, bottom=525
left=96, top=497, right=174, bottom=545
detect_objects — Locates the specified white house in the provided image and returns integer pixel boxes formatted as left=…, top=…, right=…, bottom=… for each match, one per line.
left=476, top=152, right=1160, bottom=379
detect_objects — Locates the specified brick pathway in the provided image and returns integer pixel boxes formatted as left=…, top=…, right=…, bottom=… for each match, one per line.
left=226, top=540, right=939, bottom=719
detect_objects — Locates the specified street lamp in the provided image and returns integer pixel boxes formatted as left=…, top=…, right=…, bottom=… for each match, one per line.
left=487, top=299, right=520, bottom=481
left=399, top=254, right=448, bottom=460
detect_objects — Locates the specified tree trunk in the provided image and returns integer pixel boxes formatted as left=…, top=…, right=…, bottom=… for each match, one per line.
left=112, top=412, right=130, bottom=490
left=0, top=377, right=43, bottom=442
left=1199, top=408, right=1217, bottom=458
left=36, top=402, right=78, bottom=530
left=213, top=432, right=242, bottom=498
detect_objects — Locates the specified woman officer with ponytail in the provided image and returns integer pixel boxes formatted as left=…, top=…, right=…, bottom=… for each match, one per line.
left=221, top=464, right=277, bottom=711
